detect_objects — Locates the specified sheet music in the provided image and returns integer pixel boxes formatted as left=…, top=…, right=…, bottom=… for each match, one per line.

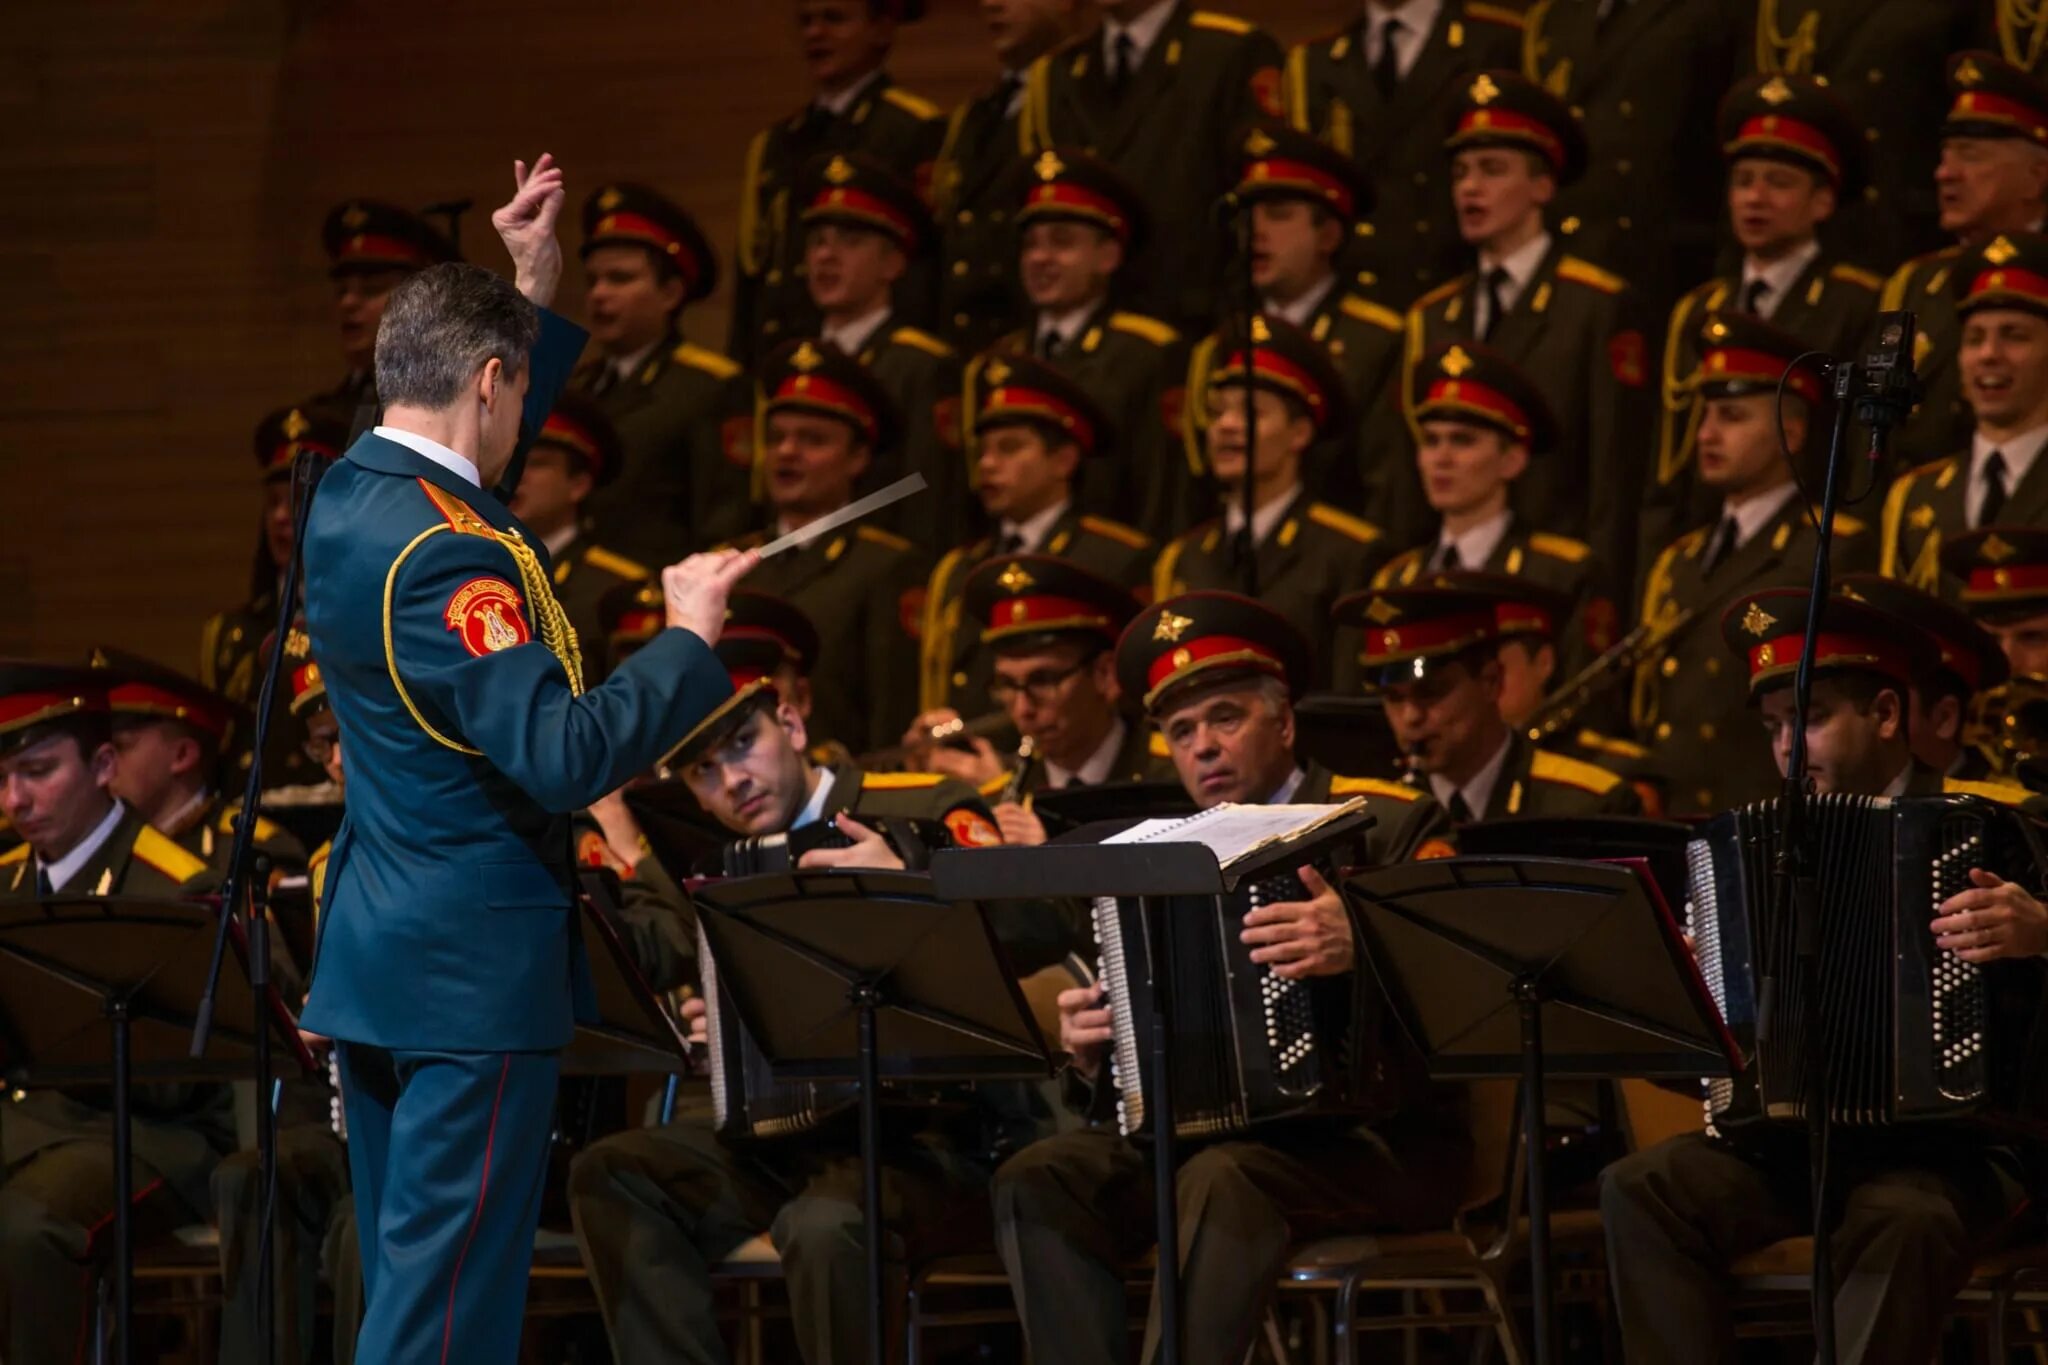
left=1101, top=799, right=1364, bottom=870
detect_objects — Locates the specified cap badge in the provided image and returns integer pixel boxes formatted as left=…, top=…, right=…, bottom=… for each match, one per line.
left=1171, top=646, right=1193, bottom=669
left=1956, top=57, right=1984, bottom=87
left=1470, top=73, right=1500, bottom=105
left=824, top=155, right=856, bottom=185
left=1008, top=601, right=1030, bottom=624
left=997, top=561, right=1036, bottom=594
left=1244, top=127, right=1276, bottom=156
left=1153, top=609, right=1194, bottom=643
left=1033, top=150, right=1066, bottom=181
left=282, top=409, right=310, bottom=439
left=1364, top=597, right=1402, bottom=624
left=1250, top=316, right=1272, bottom=344
left=1440, top=345, right=1473, bottom=377
left=984, top=358, right=1012, bottom=384
left=1758, top=76, right=1793, bottom=106
left=597, top=186, right=623, bottom=212
left=1981, top=532, right=2017, bottom=564
left=1996, top=568, right=2015, bottom=589
left=1986, top=235, right=2019, bottom=266
left=1741, top=602, right=1778, bottom=638
left=1756, top=642, right=1776, bottom=668
left=791, top=340, right=823, bottom=372
left=340, top=204, right=368, bottom=229
left=1380, top=629, right=1402, bottom=651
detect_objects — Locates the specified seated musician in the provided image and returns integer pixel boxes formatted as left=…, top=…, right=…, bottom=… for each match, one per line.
left=1946, top=524, right=2048, bottom=691
left=989, top=592, right=1465, bottom=1365
left=1838, top=572, right=2016, bottom=785
left=914, top=553, right=1175, bottom=842
left=0, top=664, right=226, bottom=1365
left=1335, top=573, right=1643, bottom=823
left=1600, top=586, right=2048, bottom=1365
left=566, top=613, right=1073, bottom=1365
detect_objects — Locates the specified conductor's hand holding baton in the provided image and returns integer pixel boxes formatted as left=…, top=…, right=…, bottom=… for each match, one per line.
left=663, top=549, right=761, bottom=648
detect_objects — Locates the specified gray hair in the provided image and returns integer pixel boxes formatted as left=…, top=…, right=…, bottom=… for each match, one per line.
left=374, top=263, right=541, bottom=410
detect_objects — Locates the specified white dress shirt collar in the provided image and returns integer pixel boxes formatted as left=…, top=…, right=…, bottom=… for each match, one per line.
left=1363, top=0, right=1442, bottom=80
left=1223, top=482, right=1302, bottom=547
left=1268, top=272, right=1337, bottom=329
left=821, top=305, right=892, bottom=357
left=1046, top=718, right=1129, bottom=790
left=1433, top=507, right=1512, bottom=572
left=793, top=766, right=839, bottom=830
left=1970, top=423, right=2048, bottom=524
left=542, top=524, right=579, bottom=559
left=1000, top=498, right=1070, bottom=553
left=1105, top=0, right=1179, bottom=71
left=1035, top=302, right=1098, bottom=351
left=1882, top=763, right=1915, bottom=800
left=1719, top=481, right=1801, bottom=550
left=1738, top=239, right=1821, bottom=321
left=607, top=337, right=662, bottom=385
left=41, top=800, right=128, bottom=894
left=376, top=425, right=481, bottom=489
left=815, top=68, right=885, bottom=119
left=1267, top=766, right=1308, bottom=805
left=1478, top=230, right=1551, bottom=302
left=1429, top=730, right=1513, bottom=820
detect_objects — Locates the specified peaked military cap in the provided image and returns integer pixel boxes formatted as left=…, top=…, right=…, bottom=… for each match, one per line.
left=761, top=339, right=902, bottom=451
left=971, top=353, right=1113, bottom=455
left=321, top=200, right=459, bottom=277
left=1410, top=341, right=1557, bottom=452
left=1720, top=587, right=1934, bottom=698
left=798, top=152, right=933, bottom=255
left=534, top=389, right=626, bottom=489
left=1717, top=73, right=1865, bottom=194
left=963, top=554, right=1139, bottom=649
left=1233, top=124, right=1374, bottom=226
left=1837, top=574, right=2009, bottom=695
left=87, top=647, right=242, bottom=752
left=1951, top=230, right=2048, bottom=320
left=254, top=405, right=348, bottom=481
left=278, top=618, right=328, bottom=719
left=1016, top=147, right=1148, bottom=249
left=580, top=182, right=718, bottom=304
left=1118, top=592, right=1311, bottom=715
left=1335, top=573, right=1563, bottom=683
left=663, top=592, right=822, bottom=765
left=0, top=662, right=110, bottom=759
left=1942, top=525, right=2048, bottom=619
left=1695, top=310, right=1826, bottom=404
left=1207, top=314, right=1352, bottom=439
left=1943, top=52, right=2048, bottom=147
left=1445, top=70, right=1587, bottom=186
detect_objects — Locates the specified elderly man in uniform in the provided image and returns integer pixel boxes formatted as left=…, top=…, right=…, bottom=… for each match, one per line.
left=990, top=591, right=1460, bottom=1365
left=571, top=181, right=753, bottom=559
left=1883, top=228, right=2048, bottom=597
left=0, top=665, right=223, bottom=1365
left=1404, top=69, right=1654, bottom=589
left=1155, top=315, right=1389, bottom=693
left=1637, top=312, right=1875, bottom=816
left=1600, top=586, right=2046, bottom=1365
left=730, top=0, right=944, bottom=365
left=1883, top=53, right=2048, bottom=470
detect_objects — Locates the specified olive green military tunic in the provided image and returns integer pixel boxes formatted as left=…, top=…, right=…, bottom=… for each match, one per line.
left=933, top=79, right=1031, bottom=355
left=1879, top=447, right=2048, bottom=599
left=549, top=534, right=650, bottom=685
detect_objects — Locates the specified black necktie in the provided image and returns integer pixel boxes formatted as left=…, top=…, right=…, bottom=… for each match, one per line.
left=1481, top=266, right=1510, bottom=342
left=1373, top=18, right=1404, bottom=98
left=1110, top=32, right=1137, bottom=97
left=1447, top=791, right=1474, bottom=824
left=1435, top=541, right=1462, bottom=571
left=1703, top=515, right=1739, bottom=576
left=996, top=72, right=1022, bottom=116
left=35, top=866, right=52, bottom=898
left=996, top=531, right=1025, bottom=555
left=1039, top=329, right=1065, bottom=359
left=1980, top=449, right=2009, bottom=527
left=1743, top=278, right=1770, bottom=316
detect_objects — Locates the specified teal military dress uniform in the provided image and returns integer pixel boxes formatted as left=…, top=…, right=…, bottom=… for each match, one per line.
left=299, top=306, right=738, bottom=1365
left=1284, top=1, right=1528, bottom=308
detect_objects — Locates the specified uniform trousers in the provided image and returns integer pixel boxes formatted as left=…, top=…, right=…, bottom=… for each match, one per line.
left=214, top=1122, right=362, bottom=1365
left=337, top=1042, right=559, bottom=1365
left=1600, top=1130, right=2032, bottom=1365
left=567, top=1116, right=993, bottom=1365
left=0, top=1139, right=191, bottom=1365
left=991, top=1123, right=1469, bottom=1365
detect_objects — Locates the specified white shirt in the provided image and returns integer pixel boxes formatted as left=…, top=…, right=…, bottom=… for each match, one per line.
left=376, top=424, right=480, bottom=488
left=999, top=498, right=1070, bottom=553
left=1046, top=718, right=1130, bottom=789
left=1104, top=0, right=1178, bottom=74
left=821, top=306, right=891, bottom=358
left=1718, top=481, right=1801, bottom=552
left=1362, top=0, right=1442, bottom=81
left=1267, top=767, right=1308, bottom=804
left=1738, top=239, right=1821, bottom=322
left=1429, top=731, right=1512, bottom=820
left=40, top=800, right=129, bottom=894
left=607, top=338, right=661, bottom=387
left=1034, top=303, right=1097, bottom=354
left=1970, top=423, right=2048, bottom=527
left=542, top=524, right=579, bottom=558
left=1882, top=764, right=1914, bottom=800
left=1474, top=230, right=1552, bottom=338
left=999, top=67, right=1029, bottom=117
left=1224, top=482, right=1302, bottom=548
left=1268, top=273, right=1337, bottom=330
left=1431, top=506, right=1512, bottom=572
left=815, top=68, right=884, bottom=119
left=793, top=766, right=839, bottom=830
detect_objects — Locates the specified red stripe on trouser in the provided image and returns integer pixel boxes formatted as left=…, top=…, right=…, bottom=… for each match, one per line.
left=73, top=1175, right=169, bottom=1365
left=440, top=1056, right=511, bottom=1365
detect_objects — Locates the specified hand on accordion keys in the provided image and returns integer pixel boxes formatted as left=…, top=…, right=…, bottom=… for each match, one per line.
left=793, top=813, right=905, bottom=871
left=1058, top=983, right=1114, bottom=1082
left=1931, top=868, right=2048, bottom=964
left=679, top=995, right=709, bottom=1046
left=1239, top=865, right=1354, bottom=980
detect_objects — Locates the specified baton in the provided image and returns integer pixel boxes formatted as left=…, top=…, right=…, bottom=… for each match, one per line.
left=752, top=473, right=928, bottom=561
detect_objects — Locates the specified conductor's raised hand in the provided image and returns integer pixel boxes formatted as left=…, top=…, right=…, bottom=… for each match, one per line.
left=662, top=548, right=760, bottom=646
left=1240, top=865, right=1355, bottom=980
left=494, top=153, right=566, bottom=306
left=796, top=813, right=905, bottom=870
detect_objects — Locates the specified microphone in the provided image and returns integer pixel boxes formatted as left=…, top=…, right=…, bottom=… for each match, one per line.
left=1851, top=309, right=1923, bottom=463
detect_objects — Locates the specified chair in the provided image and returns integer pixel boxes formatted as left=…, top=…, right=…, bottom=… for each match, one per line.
left=95, top=1223, right=223, bottom=1364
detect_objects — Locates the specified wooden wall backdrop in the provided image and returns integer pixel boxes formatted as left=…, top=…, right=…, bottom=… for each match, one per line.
left=0, top=0, right=1349, bottom=666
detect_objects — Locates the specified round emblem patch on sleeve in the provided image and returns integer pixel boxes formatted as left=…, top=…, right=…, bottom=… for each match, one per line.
left=445, top=578, right=531, bottom=657
left=944, top=808, right=1004, bottom=848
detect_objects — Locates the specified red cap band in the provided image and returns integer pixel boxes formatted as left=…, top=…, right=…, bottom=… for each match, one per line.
left=771, top=372, right=880, bottom=442
left=105, top=682, right=233, bottom=745
left=1949, top=90, right=2048, bottom=145
left=980, top=385, right=1096, bottom=450
left=1218, top=347, right=1328, bottom=421
left=1419, top=377, right=1531, bottom=439
left=0, top=688, right=101, bottom=734
left=1727, top=114, right=1842, bottom=183
left=984, top=593, right=1114, bottom=639
left=1967, top=265, right=2048, bottom=307
left=1361, top=608, right=1499, bottom=663
left=1701, top=346, right=1823, bottom=402
left=806, top=186, right=918, bottom=246
left=1145, top=634, right=1286, bottom=698
left=335, top=232, right=435, bottom=268
left=1747, top=630, right=1916, bottom=688
left=1453, top=108, right=1566, bottom=171
left=1020, top=181, right=1131, bottom=241
left=1242, top=157, right=1355, bottom=217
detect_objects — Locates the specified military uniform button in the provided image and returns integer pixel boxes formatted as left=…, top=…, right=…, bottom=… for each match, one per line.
left=1867, top=69, right=1882, bottom=84
left=1661, top=656, right=1679, bottom=677
left=1695, top=789, right=1714, bottom=810
left=957, top=210, right=974, bottom=225
left=1698, top=723, right=1715, bottom=741
left=1656, top=722, right=1672, bottom=740
left=1705, top=657, right=1721, bottom=676
left=1616, top=159, right=1631, bottom=176
left=1413, top=171, right=1429, bottom=186
left=1618, top=99, right=1633, bottom=117
left=1415, top=219, right=1430, bottom=233
left=951, top=261, right=969, bottom=277
left=953, top=313, right=970, bottom=328
left=952, top=671, right=969, bottom=687
left=991, top=210, right=1007, bottom=224
left=1619, top=216, right=1633, bottom=230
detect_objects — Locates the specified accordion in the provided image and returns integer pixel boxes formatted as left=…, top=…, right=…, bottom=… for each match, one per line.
left=696, top=819, right=955, bottom=1140
left=1686, top=793, right=2048, bottom=1134
left=1093, top=870, right=1385, bottom=1139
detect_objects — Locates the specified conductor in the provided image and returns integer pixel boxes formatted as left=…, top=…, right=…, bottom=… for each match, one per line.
left=298, top=155, right=756, bottom=1364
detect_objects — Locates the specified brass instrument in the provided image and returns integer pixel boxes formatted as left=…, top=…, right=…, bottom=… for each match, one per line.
left=999, top=736, right=1040, bottom=805
left=860, top=711, right=1014, bottom=768
left=1964, top=674, right=2048, bottom=779
left=1522, top=606, right=1700, bottom=745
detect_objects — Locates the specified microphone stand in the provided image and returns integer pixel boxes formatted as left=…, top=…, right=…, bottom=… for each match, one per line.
left=189, top=446, right=326, bottom=1365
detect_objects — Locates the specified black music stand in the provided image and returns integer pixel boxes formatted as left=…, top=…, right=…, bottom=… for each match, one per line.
left=1025, top=781, right=1194, bottom=837
left=691, top=870, right=1052, bottom=1365
left=929, top=804, right=1374, bottom=1365
left=566, top=870, right=694, bottom=1077
left=1343, top=857, right=1739, bottom=1365
left=0, top=897, right=317, bottom=1365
